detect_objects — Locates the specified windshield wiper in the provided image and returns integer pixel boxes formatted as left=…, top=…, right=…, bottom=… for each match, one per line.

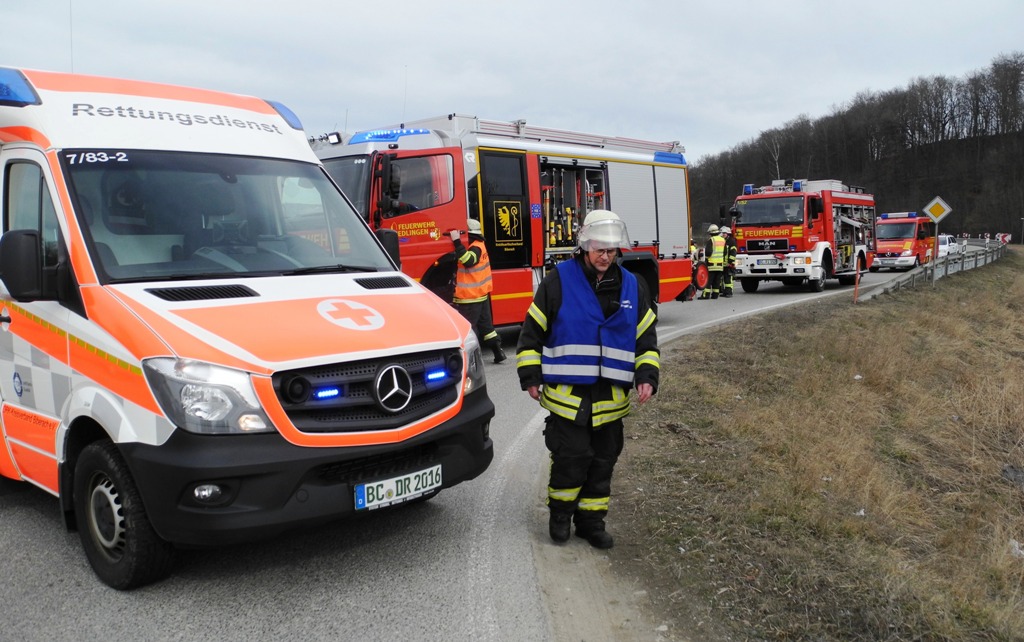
left=281, top=264, right=380, bottom=275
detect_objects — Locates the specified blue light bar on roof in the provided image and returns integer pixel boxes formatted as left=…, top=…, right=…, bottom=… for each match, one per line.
left=793, top=180, right=802, bottom=192
left=653, top=151, right=686, bottom=165
left=743, top=184, right=754, bottom=195
left=266, top=100, right=303, bottom=131
left=879, top=212, right=918, bottom=220
left=347, top=128, right=431, bottom=145
left=0, top=68, right=41, bottom=108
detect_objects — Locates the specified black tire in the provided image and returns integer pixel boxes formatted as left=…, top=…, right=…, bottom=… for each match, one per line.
left=740, top=279, right=759, bottom=293
left=869, top=266, right=879, bottom=273
left=74, top=441, right=176, bottom=590
left=808, top=274, right=826, bottom=292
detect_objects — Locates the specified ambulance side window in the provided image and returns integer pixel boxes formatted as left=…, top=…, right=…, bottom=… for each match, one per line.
left=5, top=161, right=59, bottom=268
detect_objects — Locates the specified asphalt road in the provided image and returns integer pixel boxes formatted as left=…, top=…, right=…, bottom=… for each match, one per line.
left=0, top=251, right=983, bottom=641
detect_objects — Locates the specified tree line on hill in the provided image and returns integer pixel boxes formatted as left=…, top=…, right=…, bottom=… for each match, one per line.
left=690, top=52, right=1024, bottom=240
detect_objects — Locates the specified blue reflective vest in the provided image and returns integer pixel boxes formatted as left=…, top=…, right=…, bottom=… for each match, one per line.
left=540, top=259, right=639, bottom=388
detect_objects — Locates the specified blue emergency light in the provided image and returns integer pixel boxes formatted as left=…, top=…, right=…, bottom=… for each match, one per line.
left=347, top=128, right=431, bottom=145
left=743, top=184, right=754, bottom=195
left=653, top=151, right=686, bottom=166
left=265, top=100, right=304, bottom=131
left=793, top=180, right=802, bottom=192
left=313, top=386, right=342, bottom=400
left=425, top=369, right=447, bottom=382
left=0, top=68, right=41, bottom=107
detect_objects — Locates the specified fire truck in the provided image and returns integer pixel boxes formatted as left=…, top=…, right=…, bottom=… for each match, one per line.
left=725, top=179, right=876, bottom=292
left=870, top=211, right=936, bottom=271
left=312, top=114, right=698, bottom=326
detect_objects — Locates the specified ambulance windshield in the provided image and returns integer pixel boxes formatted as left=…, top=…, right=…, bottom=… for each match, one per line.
left=61, top=150, right=393, bottom=282
left=734, top=197, right=805, bottom=226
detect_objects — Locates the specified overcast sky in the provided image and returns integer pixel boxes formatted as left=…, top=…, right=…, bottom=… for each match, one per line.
left=2, top=1, right=1021, bottom=163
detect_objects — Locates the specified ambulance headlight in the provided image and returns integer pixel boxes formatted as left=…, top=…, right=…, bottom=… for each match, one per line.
left=462, top=329, right=487, bottom=396
left=143, top=358, right=274, bottom=435
left=900, top=249, right=913, bottom=257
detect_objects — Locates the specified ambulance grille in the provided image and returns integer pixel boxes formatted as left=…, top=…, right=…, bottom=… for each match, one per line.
left=146, top=284, right=259, bottom=301
left=272, top=349, right=460, bottom=433
left=355, top=275, right=412, bottom=289
left=314, top=443, right=439, bottom=485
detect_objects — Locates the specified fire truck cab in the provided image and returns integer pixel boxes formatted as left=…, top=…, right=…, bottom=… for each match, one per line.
left=727, top=179, right=875, bottom=293
left=870, top=211, right=936, bottom=271
left=313, top=114, right=698, bottom=326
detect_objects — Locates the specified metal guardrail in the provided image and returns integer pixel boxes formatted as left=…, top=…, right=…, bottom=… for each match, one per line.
left=871, top=242, right=1007, bottom=295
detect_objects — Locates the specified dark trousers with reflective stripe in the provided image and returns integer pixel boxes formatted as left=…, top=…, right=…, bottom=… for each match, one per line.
left=455, top=296, right=500, bottom=344
left=543, top=413, right=624, bottom=528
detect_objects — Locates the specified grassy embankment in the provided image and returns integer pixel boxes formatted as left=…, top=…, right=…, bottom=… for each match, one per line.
left=618, top=248, right=1024, bottom=640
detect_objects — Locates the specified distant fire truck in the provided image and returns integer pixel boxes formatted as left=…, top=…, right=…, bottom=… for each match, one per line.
left=725, top=179, right=876, bottom=292
left=312, top=114, right=698, bottom=326
left=870, top=211, right=936, bottom=271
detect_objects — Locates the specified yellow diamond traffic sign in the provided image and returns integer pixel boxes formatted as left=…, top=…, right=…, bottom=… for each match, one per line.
left=924, top=196, right=952, bottom=223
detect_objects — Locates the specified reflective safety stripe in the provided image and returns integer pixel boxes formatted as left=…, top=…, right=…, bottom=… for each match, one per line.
left=635, top=350, right=660, bottom=369
left=637, top=308, right=656, bottom=339
left=517, top=349, right=542, bottom=368
left=540, top=384, right=583, bottom=422
left=592, top=386, right=630, bottom=426
left=578, top=496, right=609, bottom=512
left=548, top=486, right=582, bottom=502
left=527, top=302, right=548, bottom=332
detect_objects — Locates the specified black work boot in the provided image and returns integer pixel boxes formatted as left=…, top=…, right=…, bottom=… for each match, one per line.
left=492, top=345, right=507, bottom=364
left=548, top=512, right=571, bottom=543
left=575, top=523, right=614, bottom=549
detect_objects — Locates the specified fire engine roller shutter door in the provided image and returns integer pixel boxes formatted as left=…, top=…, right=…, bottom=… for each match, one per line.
left=653, top=165, right=689, bottom=253
left=606, top=162, right=658, bottom=246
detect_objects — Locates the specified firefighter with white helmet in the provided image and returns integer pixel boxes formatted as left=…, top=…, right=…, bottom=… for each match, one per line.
left=452, top=218, right=506, bottom=363
left=720, top=225, right=737, bottom=298
left=516, top=209, right=660, bottom=549
left=700, top=223, right=727, bottom=299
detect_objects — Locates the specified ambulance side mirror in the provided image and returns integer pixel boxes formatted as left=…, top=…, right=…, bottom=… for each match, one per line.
left=0, top=229, right=46, bottom=301
left=375, top=227, right=401, bottom=268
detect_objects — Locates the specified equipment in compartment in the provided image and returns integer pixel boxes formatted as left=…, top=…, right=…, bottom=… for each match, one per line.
left=541, top=161, right=607, bottom=252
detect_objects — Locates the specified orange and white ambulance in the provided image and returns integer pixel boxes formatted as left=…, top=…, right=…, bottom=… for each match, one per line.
left=0, top=67, right=494, bottom=589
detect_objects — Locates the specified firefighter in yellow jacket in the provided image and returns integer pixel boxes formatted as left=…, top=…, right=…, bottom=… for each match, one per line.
left=700, top=224, right=727, bottom=299
left=452, top=218, right=506, bottom=363
left=516, top=210, right=660, bottom=549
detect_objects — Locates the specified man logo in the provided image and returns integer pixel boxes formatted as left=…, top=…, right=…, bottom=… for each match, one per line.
left=374, top=365, right=413, bottom=413
left=317, top=299, right=385, bottom=331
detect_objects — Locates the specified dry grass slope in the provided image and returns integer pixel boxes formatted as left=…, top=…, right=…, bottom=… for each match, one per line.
left=615, top=248, right=1024, bottom=641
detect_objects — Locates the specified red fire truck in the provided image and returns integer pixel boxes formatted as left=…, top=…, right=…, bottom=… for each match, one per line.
left=870, top=211, right=936, bottom=271
left=312, top=114, right=698, bottom=326
left=726, top=179, right=876, bottom=292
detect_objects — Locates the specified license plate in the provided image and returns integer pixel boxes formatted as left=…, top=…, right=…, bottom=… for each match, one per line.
left=756, top=258, right=778, bottom=265
left=878, top=259, right=894, bottom=265
left=355, top=464, right=442, bottom=510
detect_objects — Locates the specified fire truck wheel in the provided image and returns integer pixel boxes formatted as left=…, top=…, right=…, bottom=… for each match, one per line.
left=740, top=279, right=759, bottom=293
left=74, top=440, right=176, bottom=590
left=809, top=276, right=825, bottom=293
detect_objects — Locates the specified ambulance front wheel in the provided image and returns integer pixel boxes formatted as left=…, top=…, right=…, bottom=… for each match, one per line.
left=74, top=440, right=176, bottom=590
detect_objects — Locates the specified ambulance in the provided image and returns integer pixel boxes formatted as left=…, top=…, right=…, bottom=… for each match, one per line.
left=0, top=68, right=494, bottom=589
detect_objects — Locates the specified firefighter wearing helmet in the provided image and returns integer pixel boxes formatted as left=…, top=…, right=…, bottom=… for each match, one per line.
left=452, top=218, right=506, bottom=363
left=700, top=223, right=727, bottom=299
left=516, top=209, right=660, bottom=549
left=720, top=225, right=737, bottom=298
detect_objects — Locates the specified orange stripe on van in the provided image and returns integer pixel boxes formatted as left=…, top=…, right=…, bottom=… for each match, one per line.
left=252, top=376, right=462, bottom=448
left=7, top=442, right=58, bottom=494
left=23, top=69, right=278, bottom=115
left=6, top=303, right=68, bottom=364
left=0, top=125, right=50, bottom=147
left=1, top=405, right=59, bottom=456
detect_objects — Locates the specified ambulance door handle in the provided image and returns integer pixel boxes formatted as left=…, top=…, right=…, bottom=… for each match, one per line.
left=0, top=315, right=10, bottom=324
